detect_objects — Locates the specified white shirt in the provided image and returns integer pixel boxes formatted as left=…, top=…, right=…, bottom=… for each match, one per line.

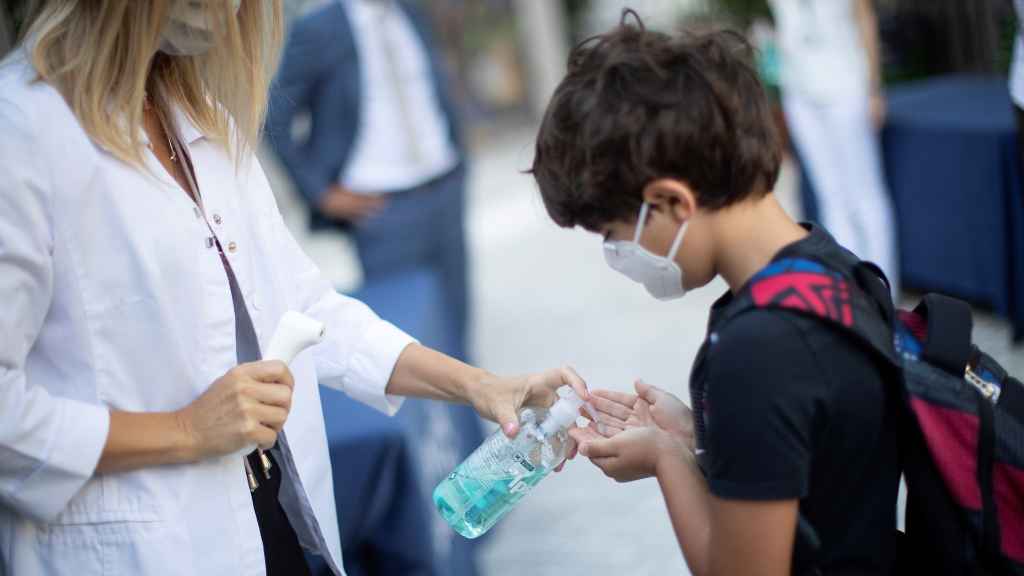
left=340, top=0, right=459, bottom=194
left=0, top=53, right=415, bottom=576
left=1010, top=0, right=1024, bottom=107
left=769, top=0, right=869, bottom=103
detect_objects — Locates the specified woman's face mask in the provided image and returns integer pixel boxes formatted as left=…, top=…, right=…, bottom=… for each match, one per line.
left=159, top=0, right=243, bottom=56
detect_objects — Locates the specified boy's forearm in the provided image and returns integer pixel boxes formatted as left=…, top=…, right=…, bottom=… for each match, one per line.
left=656, top=446, right=712, bottom=576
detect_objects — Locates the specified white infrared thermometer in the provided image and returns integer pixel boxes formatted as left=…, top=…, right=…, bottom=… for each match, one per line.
left=264, top=311, right=326, bottom=365
left=239, top=312, right=326, bottom=467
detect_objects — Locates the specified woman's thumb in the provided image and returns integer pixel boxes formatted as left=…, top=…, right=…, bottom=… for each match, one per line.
left=496, top=406, right=520, bottom=438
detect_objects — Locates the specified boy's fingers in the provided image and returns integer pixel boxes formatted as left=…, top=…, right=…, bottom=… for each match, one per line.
left=579, top=437, right=619, bottom=459
left=592, top=389, right=638, bottom=407
left=590, top=395, right=633, bottom=421
left=597, top=423, right=624, bottom=438
left=569, top=426, right=603, bottom=446
left=635, top=380, right=667, bottom=404
left=592, top=410, right=629, bottom=429
left=580, top=405, right=594, bottom=421
left=633, top=398, right=652, bottom=421
left=592, top=457, right=619, bottom=477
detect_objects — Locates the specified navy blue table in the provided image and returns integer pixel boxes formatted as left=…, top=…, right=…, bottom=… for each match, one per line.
left=800, top=76, right=1024, bottom=340
left=314, top=268, right=484, bottom=576
left=319, top=387, right=434, bottom=576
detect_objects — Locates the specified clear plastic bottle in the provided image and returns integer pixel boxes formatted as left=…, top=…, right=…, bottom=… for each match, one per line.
left=433, top=388, right=586, bottom=539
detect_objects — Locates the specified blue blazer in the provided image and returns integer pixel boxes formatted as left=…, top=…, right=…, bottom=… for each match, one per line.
left=265, top=1, right=465, bottom=227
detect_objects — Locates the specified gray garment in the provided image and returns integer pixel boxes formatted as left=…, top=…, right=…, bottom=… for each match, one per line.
left=0, top=6, right=13, bottom=58
left=218, top=247, right=345, bottom=576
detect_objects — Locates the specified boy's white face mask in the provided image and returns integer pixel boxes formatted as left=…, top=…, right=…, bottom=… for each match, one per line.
left=160, top=0, right=243, bottom=56
left=603, top=202, right=690, bottom=301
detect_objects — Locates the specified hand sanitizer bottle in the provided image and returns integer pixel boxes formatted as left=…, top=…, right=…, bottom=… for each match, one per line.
left=433, top=387, right=587, bottom=539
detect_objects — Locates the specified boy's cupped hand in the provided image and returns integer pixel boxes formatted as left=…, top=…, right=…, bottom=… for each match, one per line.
left=569, top=380, right=695, bottom=483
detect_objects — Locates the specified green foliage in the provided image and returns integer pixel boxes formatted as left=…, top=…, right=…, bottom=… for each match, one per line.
left=712, top=0, right=772, bottom=27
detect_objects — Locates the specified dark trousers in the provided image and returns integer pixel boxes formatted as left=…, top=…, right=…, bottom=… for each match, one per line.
left=351, top=165, right=469, bottom=361
left=1016, top=105, right=1024, bottom=201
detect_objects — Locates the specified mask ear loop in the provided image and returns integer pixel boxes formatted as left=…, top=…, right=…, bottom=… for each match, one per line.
left=665, top=219, right=689, bottom=261
left=633, top=203, right=650, bottom=243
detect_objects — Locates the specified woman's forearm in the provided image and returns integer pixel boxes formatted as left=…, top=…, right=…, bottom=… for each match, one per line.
left=95, top=410, right=198, bottom=474
left=385, top=343, right=488, bottom=403
left=656, top=447, right=713, bottom=576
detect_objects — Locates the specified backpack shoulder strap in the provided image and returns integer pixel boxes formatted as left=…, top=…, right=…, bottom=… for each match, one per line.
left=912, top=294, right=973, bottom=376
left=725, top=257, right=901, bottom=368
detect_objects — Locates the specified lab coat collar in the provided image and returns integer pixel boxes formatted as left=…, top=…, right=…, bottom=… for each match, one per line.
left=108, top=101, right=204, bottom=152
left=171, top=104, right=205, bottom=145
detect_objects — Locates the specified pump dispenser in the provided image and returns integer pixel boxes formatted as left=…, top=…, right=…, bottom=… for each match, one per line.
left=433, top=387, right=591, bottom=538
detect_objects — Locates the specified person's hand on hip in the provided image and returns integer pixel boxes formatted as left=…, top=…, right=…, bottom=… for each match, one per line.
left=318, top=184, right=387, bottom=222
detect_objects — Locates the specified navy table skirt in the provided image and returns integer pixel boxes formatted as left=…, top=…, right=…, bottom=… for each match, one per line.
left=800, top=76, right=1024, bottom=340
left=313, top=268, right=484, bottom=576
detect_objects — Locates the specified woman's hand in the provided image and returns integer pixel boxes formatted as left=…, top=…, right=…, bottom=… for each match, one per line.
left=467, top=367, right=589, bottom=471
left=176, top=361, right=295, bottom=459
left=467, top=366, right=588, bottom=437
left=384, top=346, right=590, bottom=470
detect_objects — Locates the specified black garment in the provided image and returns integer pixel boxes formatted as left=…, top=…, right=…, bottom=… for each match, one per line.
left=1015, top=104, right=1024, bottom=201
left=690, top=225, right=901, bottom=575
left=246, top=449, right=313, bottom=576
left=219, top=247, right=312, bottom=576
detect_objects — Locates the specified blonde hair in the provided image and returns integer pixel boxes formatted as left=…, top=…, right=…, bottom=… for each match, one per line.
left=23, top=0, right=283, bottom=166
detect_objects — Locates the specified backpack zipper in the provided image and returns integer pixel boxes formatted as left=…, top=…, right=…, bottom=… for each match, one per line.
left=965, top=365, right=1000, bottom=404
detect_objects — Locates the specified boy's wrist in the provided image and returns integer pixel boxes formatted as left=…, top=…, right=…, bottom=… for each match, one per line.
left=654, top=433, right=694, bottom=479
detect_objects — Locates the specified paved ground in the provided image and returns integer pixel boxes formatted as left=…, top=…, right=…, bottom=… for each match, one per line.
left=262, top=124, right=1023, bottom=576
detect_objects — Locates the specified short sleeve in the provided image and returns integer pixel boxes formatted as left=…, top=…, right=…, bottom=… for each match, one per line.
left=703, top=310, right=827, bottom=501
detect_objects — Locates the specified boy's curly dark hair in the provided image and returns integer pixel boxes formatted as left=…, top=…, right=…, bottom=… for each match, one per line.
left=530, top=9, right=782, bottom=230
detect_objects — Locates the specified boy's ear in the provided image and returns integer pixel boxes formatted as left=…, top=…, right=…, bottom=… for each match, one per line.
left=641, top=178, right=697, bottom=222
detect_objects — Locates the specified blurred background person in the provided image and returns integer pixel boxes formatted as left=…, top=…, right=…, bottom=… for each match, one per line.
left=1012, top=0, right=1024, bottom=177
left=266, top=0, right=471, bottom=364
left=264, top=4, right=487, bottom=574
left=769, top=0, right=899, bottom=293
left=0, top=6, right=12, bottom=57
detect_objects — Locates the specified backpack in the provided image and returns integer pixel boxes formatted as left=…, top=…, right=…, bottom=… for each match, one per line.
left=727, top=255, right=1024, bottom=575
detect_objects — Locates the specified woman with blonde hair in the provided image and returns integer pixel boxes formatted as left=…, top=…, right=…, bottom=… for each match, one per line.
left=0, top=2, right=587, bottom=574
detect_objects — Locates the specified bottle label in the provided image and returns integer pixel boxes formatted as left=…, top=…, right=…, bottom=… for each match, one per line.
left=507, top=452, right=534, bottom=495
left=512, top=451, right=535, bottom=473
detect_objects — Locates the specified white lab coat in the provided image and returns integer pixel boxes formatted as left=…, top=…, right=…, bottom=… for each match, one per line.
left=0, top=53, right=414, bottom=575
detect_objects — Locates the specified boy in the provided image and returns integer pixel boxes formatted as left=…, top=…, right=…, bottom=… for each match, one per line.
left=531, top=12, right=901, bottom=576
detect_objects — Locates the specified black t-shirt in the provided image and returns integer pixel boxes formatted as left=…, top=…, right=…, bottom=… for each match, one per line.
left=690, top=225, right=901, bottom=575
